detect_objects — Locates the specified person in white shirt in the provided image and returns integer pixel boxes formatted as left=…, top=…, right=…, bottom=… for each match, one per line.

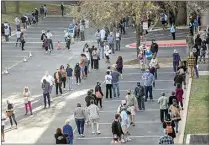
left=115, top=30, right=121, bottom=51
left=14, top=16, right=20, bottom=30
left=149, top=57, right=159, bottom=79
left=41, top=71, right=55, bottom=95
left=44, top=5, right=47, bottom=18
left=87, top=100, right=101, bottom=134
left=46, top=30, right=53, bottom=50
left=4, top=22, right=10, bottom=42
left=105, top=71, right=112, bottom=99
left=95, top=29, right=101, bottom=48
left=104, top=41, right=111, bottom=63
left=100, top=28, right=106, bottom=41
left=15, top=29, right=21, bottom=47
left=1, top=113, right=7, bottom=142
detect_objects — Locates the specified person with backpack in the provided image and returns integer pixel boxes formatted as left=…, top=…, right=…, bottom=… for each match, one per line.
left=169, top=99, right=181, bottom=133
left=162, top=114, right=176, bottom=139
left=134, top=82, right=145, bottom=110
left=95, top=82, right=103, bottom=108
left=158, top=92, right=169, bottom=123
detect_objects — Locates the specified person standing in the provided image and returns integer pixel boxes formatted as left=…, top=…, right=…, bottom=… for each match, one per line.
left=61, top=3, right=64, bottom=17
left=111, top=68, right=120, bottom=98
left=6, top=100, right=18, bottom=128
left=168, top=92, right=177, bottom=107
left=80, top=23, right=85, bottom=41
left=112, top=114, right=124, bottom=143
left=15, top=29, right=21, bottom=47
left=142, top=69, right=155, bottom=102
left=66, top=64, right=73, bottom=91
left=1, top=113, right=7, bottom=142
left=104, top=41, right=111, bottom=63
left=4, top=22, right=10, bottom=42
left=54, top=128, right=67, bottom=144
left=175, top=83, right=184, bottom=110
left=149, top=57, right=159, bottom=80
left=80, top=54, right=86, bottom=79
left=74, top=63, right=81, bottom=85
left=158, top=92, right=169, bottom=123
left=162, top=114, right=176, bottom=139
left=87, top=100, right=101, bottom=134
left=14, top=16, right=20, bottom=30
left=21, top=14, right=27, bottom=29
left=186, top=32, right=194, bottom=56
left=23, top=87, right=33, bottom=115
left=95, top=82, right=103, bottom=108
left=54, top=68, right=63, bottom=96
left=120, top=107, right=131, bottom=142
left=159, top=129, right=174, bottom=144
left=170, top=24, right=176, bottom=40
left=44, top=5, right=47, bottom=18
left=116, top=56, right=123, bottom=79
left=63, top=119, right=74, bottom=144
left=174, top=71, right=184, bottom=88
left=187, top=52, right=196, bottom=78
left=20, top=31, right=26, bottom=50
left=107, top=32, right=115, bottom=54
left=41, top=71, right=54, bottom=95
left=92, top=48, right=99, bottom=69
left=150, top=39, right=159, bottom=58
left=74, top=103, right=86, bottom=137
left=46, top=30, right=53, bottom=51
left=172, top=49, right=181, bottom=73
left=134, top=82, right=145, bottom=110
left=95, top=29, right=101, bottom=48
left=60, top=65, right=67, bottom=91
left=34, top=8, right=39, bottom=23
left=40, top=6, right=44, bottom=20
left=169, top=99, right=181, bottom=133
left=115, top=30, right=121, bottom=51
left=105, top=71, right=113, bottom=99
left=42, top=79, right=51, bottom=109
left=145, top=47, right=153, bottom=68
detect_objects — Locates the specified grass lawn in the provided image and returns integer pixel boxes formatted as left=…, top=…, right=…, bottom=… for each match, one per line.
left=185, top=76, right=209, bottom=135
left=2, top=2, right=64, bottom=29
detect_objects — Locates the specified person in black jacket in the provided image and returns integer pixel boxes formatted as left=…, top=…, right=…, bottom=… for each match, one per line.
left=174, top=71, right=183, bottom=88
left=54, top=128, right=67, bottom=144
left=150, top=39, right=159, bottom=58
left=95, top=82, right=104, bottom=108
left=195, top=34, right=202, bottom=51
left=61, top=3, right=64, bottom=17
left=85, top=90, right=95, bottom=107
left=34, top=8, right=39, bottom=23
left=168, top=91, right=177, bottom=107
left=74, top=63, right=81, bottom=85
left=112, top=114, right=124, bottom=143
left=162, top=114, right=176, bottom=139
left=54, top=68, right=63, bottom=96
left=134, top=82, right=145, bottom=110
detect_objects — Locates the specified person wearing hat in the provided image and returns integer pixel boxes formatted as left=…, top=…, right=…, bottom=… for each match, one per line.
left=158, top=92, right=169, bottom=123
left=73, top=103, right=86, bottom=138
left=125, top=90, right=137, bottom=126
left=66, top=64, right=73, bottom=91
left=54, top=68, right=63, bottom=96
left=107, top=32, right=115, bottom=54
left=150, top=39, right=159, bottom=58
left=172, top=49, right=181, bottom=73
left=142, top=69, right=155, bottom=102
left=134, top=82, right=145, bottom=110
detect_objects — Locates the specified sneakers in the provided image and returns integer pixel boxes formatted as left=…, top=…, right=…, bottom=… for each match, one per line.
left=126, top=138, right=132, bottom=142
left=96, top=131, right=101, bottom=134
left=121, top=139, right=126, bottom=143
left=81, top=134, right=85, bottom=137
left=92, top=132, right=95, bottom=134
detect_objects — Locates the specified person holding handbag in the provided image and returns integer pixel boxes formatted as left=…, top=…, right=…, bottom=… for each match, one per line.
left=23, top=86, right=33, bottom=115
left=6, top=100, right=18, bottom=128
left=169, top=99, right=181, bottom=133
left=95, top=82, right=104, bottom=108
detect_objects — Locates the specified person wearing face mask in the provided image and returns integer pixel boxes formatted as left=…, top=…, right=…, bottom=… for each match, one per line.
left=142, top=69, right=155, bottom=102
left=145, top=47, right=153, bottom=68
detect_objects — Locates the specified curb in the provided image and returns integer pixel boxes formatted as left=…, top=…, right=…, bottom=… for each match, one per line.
left=177, top=78, right=193, bottom=144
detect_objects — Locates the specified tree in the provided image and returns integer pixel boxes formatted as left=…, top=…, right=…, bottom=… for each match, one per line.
left=1, top=1, right=6, bottom=13
left=70, top=1, right=159, bottom=57
left=15, top=1, right=20, bottom=14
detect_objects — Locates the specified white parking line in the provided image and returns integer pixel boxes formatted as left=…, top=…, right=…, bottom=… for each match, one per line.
left=2, top=40, right=97, bottom=44
left=100, top=109, right=159, bottom=113
left=77, top=135, right=161, bottom=140
left=2, top=55, right=26, bottom=58
left=122, top=72, right=174, bottom=75
left=120, top=80, right=173, bottom=83
left=99, top=121, right=161, bottom=125
left=119, top=89, right=174, bottom=92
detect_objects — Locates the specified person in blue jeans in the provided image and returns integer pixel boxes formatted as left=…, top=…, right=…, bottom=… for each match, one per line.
left=63, top=119, right=74, bottom=144
left=142, top=69, right=155, bottom=102
left=73, top=103, right=86, bottom=137
left=66, top=64, right=73, bottom=91
left=111, top=68, right=120, bottom=98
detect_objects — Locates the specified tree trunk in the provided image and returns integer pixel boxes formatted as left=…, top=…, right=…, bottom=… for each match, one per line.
left=1, top=1, right=6, bottom=13
left=15, top=1, right=20, bottom=14
left=136, top=23, right=141, bottom=58
left=175, top=1, right=187, bottom=25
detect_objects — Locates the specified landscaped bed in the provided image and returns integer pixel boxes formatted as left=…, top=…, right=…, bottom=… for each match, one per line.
left=185, top=76, right=209, bottom=135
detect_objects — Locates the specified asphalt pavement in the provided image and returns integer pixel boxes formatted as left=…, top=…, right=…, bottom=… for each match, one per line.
left=2, top=19, right=189, bottom=144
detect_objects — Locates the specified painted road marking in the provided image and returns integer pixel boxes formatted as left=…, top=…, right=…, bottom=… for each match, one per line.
left=120, top=80, right=173, bottom=83
left=99, top=121, right=161, bottom=125
left=2, top=40, right=97, bottom=44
